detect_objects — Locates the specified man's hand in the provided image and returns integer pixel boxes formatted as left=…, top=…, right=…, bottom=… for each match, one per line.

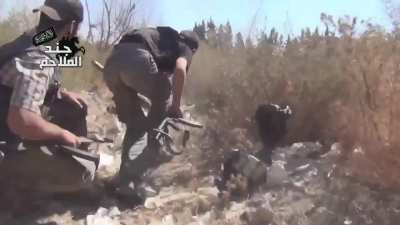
left=167, top=105, right=183, bottom=118
left=7, top=106, right=80, bottom=146
left=61, top=90, right=87, bottom=109
left=59, top=129, right=81, bottom=147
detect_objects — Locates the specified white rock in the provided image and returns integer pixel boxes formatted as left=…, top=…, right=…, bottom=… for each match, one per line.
left=99, top=153, right=114, bottom=168
left=162, top=214, right=177, bottom=225
left=108, top=207, right=121, bottom=217
left=267, top=161, right=289, bottom=186
left=344, top=218, right=352, bottom=225
left=295, top=164, right=310, bottom=172
left=86, top=207, right=121, bottom=225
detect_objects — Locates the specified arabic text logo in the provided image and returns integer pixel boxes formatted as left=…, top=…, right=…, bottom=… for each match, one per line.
left=56, top=37, right=86, bottom=60
left=40, top=36, right=86, bottom=69
left=33, top=27, right=57, bottom=46
left=40, top=43, right=82, bottom=69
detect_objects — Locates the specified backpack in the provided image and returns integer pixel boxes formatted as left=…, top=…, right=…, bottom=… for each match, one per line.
left=119, top=27, right=181, bottom=69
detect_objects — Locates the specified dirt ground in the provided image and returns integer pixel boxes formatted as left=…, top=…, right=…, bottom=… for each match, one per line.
left=1, top=90, right=400, bottom=225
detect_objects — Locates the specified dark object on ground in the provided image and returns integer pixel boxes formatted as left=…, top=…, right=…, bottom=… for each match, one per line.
left=102, top=177, right=145, bottom=207
left=215, top=103, right=292, bottom=195
left=215, top=149, right=267, bottom=196
left=255, top=103, right=292, bottom=165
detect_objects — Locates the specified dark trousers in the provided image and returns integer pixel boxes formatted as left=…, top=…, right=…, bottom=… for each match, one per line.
left=104, top=43, right=171, bottom=185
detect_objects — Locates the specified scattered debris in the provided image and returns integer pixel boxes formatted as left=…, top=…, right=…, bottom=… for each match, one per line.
left=86, top=207, right=121, bottom=225
left=2, top=90, right=400, bottom=225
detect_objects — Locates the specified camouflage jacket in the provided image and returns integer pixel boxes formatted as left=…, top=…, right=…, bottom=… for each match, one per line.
left=0, top=29, right=61, bottom=115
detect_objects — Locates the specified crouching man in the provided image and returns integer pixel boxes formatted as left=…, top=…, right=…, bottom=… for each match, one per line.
left=0, top=0, right=96, bottom=209
left=103, top=27, right=199, bottom=199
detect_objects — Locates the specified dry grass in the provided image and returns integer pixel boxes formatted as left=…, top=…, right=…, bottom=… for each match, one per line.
left=1, top=10, right=400, bottom=188
left=187, top=21, right=400, bottom=188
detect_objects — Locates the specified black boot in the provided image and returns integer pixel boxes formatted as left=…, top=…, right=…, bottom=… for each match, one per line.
left=255, top=148, right=272, bottom=166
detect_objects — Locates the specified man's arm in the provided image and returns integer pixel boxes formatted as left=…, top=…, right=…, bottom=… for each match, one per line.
left=7, top=106, right=80, bottom=146
left=171, top=57, right=188, bottom=117
left=5, top=51, right=82, bottom=146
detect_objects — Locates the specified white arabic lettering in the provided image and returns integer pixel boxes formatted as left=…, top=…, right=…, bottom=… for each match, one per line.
left=40, top=44, right=82, bottom=69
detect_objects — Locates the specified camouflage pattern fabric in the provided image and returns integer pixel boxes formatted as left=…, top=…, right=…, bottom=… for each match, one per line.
left=0, top=45, right=61, bottom=115
left=0, top=38, right=93, bottom=194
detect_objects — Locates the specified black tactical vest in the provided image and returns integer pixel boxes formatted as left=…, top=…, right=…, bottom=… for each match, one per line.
left=119, top=26, right=182, bottom=73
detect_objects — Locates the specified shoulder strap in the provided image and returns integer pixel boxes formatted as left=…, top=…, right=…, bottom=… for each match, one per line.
left=156, top=26, right=180, bottom=39
left=0, top=29, right=35, bottom=70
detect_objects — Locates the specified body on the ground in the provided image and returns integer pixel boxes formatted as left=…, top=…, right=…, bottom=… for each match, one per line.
left=215, top=103, right=292, bottom=195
